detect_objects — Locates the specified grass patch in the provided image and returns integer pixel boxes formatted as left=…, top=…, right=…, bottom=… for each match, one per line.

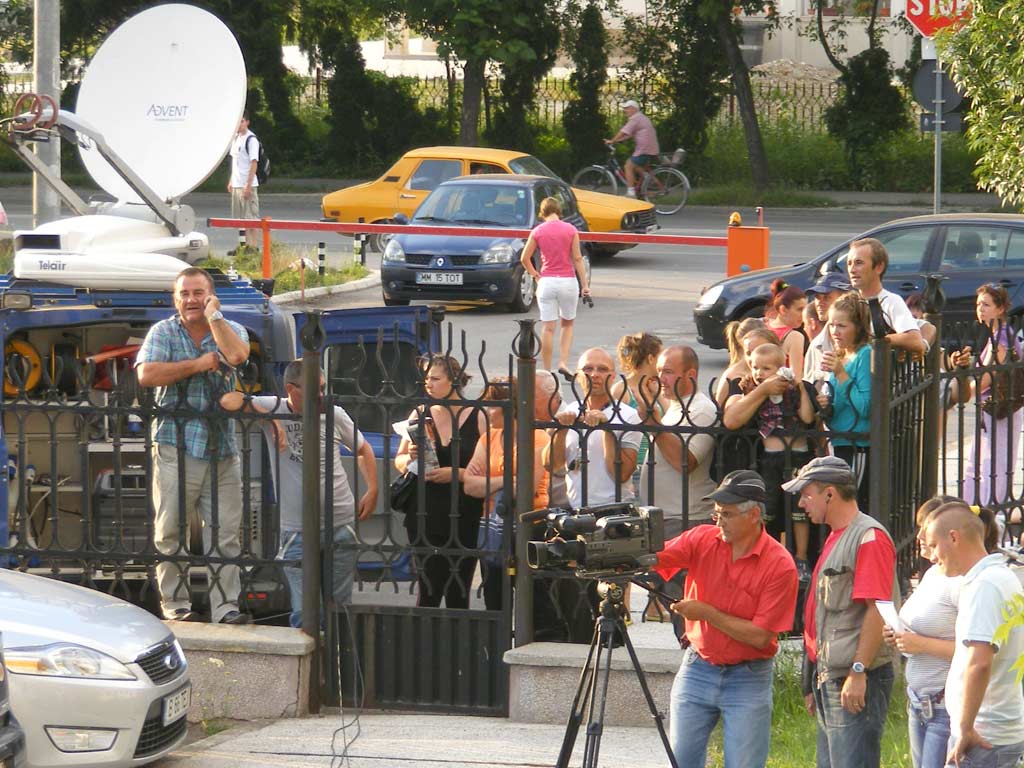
left=203, top=241, right=369, bottom=294
left=688, top=184, right=837, bottom=208
left=201, top=719, right=233, bottom=737
left=694, top=651, right=910, bottom=767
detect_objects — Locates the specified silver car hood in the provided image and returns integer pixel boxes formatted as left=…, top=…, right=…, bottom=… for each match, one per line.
left=0, top=570, right=172, bottom=663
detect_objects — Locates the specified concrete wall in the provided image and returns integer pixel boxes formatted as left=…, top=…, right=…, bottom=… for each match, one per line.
left=169, top=622, right=314, bottom=722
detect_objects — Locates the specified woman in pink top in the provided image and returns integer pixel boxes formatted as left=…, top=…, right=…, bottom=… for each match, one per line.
left=520, top=197, right=591, bottom=375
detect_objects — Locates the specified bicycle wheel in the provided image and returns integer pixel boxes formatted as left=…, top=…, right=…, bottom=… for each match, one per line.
left=572, top=166, right=618, bottom=196
left=642, top=167, right=690, bottom=215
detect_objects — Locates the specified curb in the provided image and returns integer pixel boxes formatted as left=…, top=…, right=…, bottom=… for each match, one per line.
left=270, top=270, right=381, bottom=304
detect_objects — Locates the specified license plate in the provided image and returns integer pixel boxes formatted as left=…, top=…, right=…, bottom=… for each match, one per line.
left=416, top=271, right=463, bottom=285
left=162, top=684, right=191, bottom=727
left=646, top=223, right=661, bottom=233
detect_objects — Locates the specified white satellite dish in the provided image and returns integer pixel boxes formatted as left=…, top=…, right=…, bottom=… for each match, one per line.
left=75, top=4, right=246, bottom=203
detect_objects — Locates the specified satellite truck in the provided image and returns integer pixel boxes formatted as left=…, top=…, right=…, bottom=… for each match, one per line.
left=0, top=5, right=435, bottom=616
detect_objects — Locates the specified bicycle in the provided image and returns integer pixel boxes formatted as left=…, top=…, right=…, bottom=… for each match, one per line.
left=572, top=146, right=691, bottom=216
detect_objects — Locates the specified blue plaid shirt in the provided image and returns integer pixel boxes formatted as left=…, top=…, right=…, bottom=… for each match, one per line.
left=136, top=315, right=249, bottom=459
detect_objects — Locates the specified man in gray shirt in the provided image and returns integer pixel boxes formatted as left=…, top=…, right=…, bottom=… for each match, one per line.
left=221, top=360, right=378, bottom=626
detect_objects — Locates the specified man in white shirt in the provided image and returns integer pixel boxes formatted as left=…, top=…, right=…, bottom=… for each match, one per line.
left=546, top=348, right=642, bottom=508
left=846, top=238, right=926, bottom=355
left=228, top=113, right=260, bottom=250
left=639, top=345, right=718, bottom=537
left=924, top=502, right=1024, bottom=767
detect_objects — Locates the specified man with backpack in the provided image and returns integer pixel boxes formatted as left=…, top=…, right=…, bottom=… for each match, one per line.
left=228, top=113, right=261, bottom=251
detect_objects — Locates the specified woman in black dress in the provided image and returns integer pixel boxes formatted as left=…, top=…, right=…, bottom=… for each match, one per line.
left=395, top=355, right=485, bottom=608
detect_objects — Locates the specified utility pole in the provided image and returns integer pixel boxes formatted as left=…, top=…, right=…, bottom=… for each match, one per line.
left=33, top=0, right=61, bottom=226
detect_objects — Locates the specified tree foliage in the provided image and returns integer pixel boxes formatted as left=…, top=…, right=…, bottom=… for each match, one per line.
left=936, top=0, right=1024, bottom=208
left=824, top=47, right=909, bottom=184
left=562, top=3, right=609, bottom=169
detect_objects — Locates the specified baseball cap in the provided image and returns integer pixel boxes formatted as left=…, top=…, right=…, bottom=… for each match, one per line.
left=621, top=99, right=640, bottom=110
left=806, top=272, right=852, bottom=295
left=781, top=456, right=855, bottom=494
left=704, top=470, right=767, bottom=504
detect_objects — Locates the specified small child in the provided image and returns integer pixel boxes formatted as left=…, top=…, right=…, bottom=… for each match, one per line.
left=723, top=343, right=815, bottom=580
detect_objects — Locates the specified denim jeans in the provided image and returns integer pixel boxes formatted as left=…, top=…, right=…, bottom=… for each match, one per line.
left=944, top=739, right=1024, bottom=768
left=907, top=692, right=950, bottom=768
left=669, top=647, right=774, bottom=768
left=813, top=663, right=894, bottom=768
left=280, top=525, right=356, bottom=629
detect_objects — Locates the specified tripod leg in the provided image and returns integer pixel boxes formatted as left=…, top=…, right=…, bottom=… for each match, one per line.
left=555, top=622, right=602, bottom=768
left=620, top=625, right=680, bottom=768
left=580, top=616, right=619, bottom=768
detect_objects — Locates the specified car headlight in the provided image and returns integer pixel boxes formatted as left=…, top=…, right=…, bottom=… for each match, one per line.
left=480, top=243, right=515, bottom=264
left=383, top=239, right=405, bottom=263
left=5, top=643, right=137, bottom=680
left=621, top=213, right=637, bottom=229
left=696, top=284, right=725, bottom=309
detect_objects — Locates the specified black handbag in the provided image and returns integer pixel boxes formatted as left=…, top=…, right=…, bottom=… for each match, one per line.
left=389, top=472, right=417, bottom=511
left=981, top=342, right=1024, bottom=419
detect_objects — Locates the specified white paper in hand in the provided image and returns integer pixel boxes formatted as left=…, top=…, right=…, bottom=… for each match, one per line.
left=876, top=600, right=903, bottom=632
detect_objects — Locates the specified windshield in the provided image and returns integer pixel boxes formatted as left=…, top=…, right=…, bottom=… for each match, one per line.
left=413, top=184, right=534, bottom=227
left=508, top=155, right=560, bottom=179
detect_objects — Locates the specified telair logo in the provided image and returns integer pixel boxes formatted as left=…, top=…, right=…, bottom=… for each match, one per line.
left=146, top=104, right=189, bottom=121
left=38, top=260, right=67, bottom=271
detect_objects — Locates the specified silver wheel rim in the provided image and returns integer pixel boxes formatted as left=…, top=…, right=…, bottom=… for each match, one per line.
left=520, top=271, right=535, bottom=307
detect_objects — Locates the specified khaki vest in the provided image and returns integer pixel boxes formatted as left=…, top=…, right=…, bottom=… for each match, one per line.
left=815, top=512, right=901, bottom=683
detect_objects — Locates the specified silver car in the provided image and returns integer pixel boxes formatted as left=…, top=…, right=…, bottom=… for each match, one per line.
left=0, top=571, right=190, bottom=768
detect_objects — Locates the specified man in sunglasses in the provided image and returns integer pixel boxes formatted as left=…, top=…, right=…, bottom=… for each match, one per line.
left=653, top=470, right=799, bottom=768
left=221, top=359, right=378, bottom=627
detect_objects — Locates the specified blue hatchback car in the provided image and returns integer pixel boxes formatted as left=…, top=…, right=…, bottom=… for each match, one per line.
left=381, top=175, right=590, bottom=312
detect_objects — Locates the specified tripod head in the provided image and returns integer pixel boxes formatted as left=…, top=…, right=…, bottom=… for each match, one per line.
left=595, top=579, right=631, bottom=620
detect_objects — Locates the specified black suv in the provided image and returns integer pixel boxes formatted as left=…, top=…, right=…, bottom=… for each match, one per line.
left=694, top=213, right=1024, bottom=348
left=0, top=636, right=26, bottom=768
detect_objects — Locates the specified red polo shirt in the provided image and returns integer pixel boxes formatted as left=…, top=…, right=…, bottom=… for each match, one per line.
left=655, top=525, right=799, bottom=665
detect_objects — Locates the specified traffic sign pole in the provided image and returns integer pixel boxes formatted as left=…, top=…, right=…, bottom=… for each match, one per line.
left=934, top=57, right=943, bottom=214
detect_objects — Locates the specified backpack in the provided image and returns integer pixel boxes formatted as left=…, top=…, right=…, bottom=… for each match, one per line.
left=246, top=135, right=270, bottom=185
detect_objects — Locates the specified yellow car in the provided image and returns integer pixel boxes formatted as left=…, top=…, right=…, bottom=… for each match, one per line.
left=321, top=146, right=657, bottom=256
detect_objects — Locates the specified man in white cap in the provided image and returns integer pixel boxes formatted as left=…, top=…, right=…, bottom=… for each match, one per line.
left=783, top=456, right=899, bottom=768
left=606, top=99, right=659, bottom=197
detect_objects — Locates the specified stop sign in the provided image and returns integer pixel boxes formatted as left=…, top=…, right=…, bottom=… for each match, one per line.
left=906, top=0, right=972, bottom=37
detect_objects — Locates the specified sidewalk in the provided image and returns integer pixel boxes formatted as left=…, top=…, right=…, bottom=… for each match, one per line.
left=167, top=712, right=675, bottom=768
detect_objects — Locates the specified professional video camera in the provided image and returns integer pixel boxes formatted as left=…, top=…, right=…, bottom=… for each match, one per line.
left=527, top=503, right=665, bottom=580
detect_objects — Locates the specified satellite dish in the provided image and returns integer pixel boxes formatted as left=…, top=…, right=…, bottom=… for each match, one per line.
left=75, top=4, right=246, bottom=203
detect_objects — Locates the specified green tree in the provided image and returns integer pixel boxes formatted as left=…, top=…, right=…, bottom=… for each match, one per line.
left=563, top=2, right=609, bottom=169
left=936, top=0, right=1024, bottom=207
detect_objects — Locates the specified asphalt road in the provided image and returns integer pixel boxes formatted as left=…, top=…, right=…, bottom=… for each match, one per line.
left=1, top=186, right=927, bottom=386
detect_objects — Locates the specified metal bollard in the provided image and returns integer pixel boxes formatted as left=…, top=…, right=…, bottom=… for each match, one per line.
left=317, top=241, right=326, bottom=276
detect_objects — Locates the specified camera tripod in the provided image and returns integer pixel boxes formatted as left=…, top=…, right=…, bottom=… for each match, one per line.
left=555, top=579, right=679, bottom=768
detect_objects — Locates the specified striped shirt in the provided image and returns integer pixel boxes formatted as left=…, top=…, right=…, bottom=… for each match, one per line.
left=136, top=315, right=248, bottom=459
left=899, top=564, right=960, bottom=696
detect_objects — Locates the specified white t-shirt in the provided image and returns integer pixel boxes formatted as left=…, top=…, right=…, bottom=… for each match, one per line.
left=230, top=130, right=260, bottom=189
left=946, top=553, right=1024, bottom=745
left=640, top=392, right=717, bottom=535
left=252, top=396, right=364, bottom=529
left=898, top=564, right=960, bottom=697
left=865, top=289, right=918, bottom=337
left=803, top=328, right=833, bottom=384
left=563, top=400, right=643, bottom=507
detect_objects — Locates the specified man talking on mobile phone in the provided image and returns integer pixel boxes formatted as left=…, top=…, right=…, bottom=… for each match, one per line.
left=136, top=267, right=252, bottom=624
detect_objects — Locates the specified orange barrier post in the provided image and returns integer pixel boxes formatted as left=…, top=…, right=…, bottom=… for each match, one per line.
left=726, top=214, right=769, bottom=277
left=261, top=218, right=272, bottom=279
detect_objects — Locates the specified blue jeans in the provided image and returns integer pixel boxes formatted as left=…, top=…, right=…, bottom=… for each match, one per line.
left=907, top=692, right=950, bottom=768
left=669, top=647, right=774, bottom=768
left=814, top=663, right=894, bottom=768
left=280, top=525, right=356, bottom=629
left=944, top=739, right=1024, bottom=768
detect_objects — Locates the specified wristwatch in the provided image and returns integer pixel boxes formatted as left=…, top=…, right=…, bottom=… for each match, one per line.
left=208, top=310, right=224, bottom=322
left=851, top=661, right=866, bottom=674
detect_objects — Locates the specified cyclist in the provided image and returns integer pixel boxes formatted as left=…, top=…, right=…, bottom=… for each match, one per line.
left=605, top=99, right=659, bottom=197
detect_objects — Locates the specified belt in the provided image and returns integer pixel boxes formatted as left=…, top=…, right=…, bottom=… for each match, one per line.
left=688, top=647, right=769, bottom=668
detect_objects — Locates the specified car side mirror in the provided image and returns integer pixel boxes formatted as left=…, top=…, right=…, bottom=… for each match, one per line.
left=394, top=213, right=409, bottom=225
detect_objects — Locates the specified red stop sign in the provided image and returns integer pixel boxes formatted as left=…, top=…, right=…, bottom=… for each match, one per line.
left=906, top=0, right=972, bottom=37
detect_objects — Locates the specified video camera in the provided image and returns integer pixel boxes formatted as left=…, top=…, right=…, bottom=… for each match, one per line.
left=527, top=503, right=665, bottom=580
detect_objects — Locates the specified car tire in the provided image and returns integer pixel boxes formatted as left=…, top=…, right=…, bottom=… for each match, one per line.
left=507, top=267, right=536, bottom=313
left=383, top=292, right=410, bottom=307
left=369, top=224, right=393, bottom=254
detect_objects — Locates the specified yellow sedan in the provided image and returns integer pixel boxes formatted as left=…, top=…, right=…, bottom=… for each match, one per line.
left=321, top=146, right=657, bottom=255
